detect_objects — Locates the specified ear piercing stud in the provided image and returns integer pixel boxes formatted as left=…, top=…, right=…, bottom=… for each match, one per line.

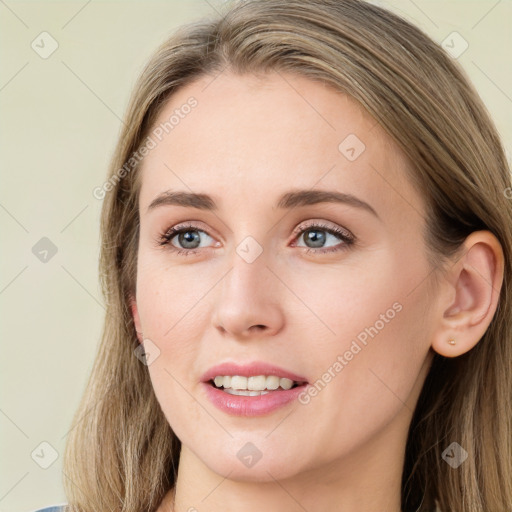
left=448, top=338, right=456, bottom=345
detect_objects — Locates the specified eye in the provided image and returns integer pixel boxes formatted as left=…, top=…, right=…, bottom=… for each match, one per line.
left=155, top=223, right=217, bottom=256
left=291, top=221, right=355, bottom=254
left=155, top=221, right=355, bottom=256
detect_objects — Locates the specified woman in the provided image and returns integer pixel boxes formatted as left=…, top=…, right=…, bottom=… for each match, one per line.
left=37, top=0, right=512, bottom=510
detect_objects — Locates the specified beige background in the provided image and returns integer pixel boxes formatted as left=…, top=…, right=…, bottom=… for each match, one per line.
left=1, top=1, right=510, bottom=511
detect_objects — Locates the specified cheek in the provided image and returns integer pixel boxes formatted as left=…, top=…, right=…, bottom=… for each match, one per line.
left=135, top=252, right=212, bottom=339
left=135, top=254, right=212, bottom=422
left=146, top=359, right=205, bottom=444
left=283, top=249, right=401, bottom=356
left=290, top=282, right=432, bottom=465
left=293, top=243, right=432, bottom=408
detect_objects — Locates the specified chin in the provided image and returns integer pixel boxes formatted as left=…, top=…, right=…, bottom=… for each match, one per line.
left=195, top=438, right=307, bottom=483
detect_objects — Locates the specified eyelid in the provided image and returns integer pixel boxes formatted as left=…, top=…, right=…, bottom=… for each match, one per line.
left=156, top=219, right=355, bottom=254
left=157, top=221, right=218, bottom=250
left=291, top=219, right=353, bottom=240
left=161, top=220, right=219, bottom=242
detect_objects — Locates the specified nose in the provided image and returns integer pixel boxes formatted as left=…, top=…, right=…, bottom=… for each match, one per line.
left=212, top=249, right=285, bottom=339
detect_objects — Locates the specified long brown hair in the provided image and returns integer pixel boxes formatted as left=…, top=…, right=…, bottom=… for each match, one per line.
left=62, top=1, right=512, bottom=510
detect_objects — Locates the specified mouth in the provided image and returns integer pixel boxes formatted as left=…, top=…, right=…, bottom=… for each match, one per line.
left=207, top=375, right=308, bottom=396
left=201, top=365, right=310, bottom=416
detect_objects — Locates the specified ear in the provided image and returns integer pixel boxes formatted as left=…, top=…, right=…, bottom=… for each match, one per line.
left=130, top=294, right=144, bottom=344
left=431, top=230, right=504, bottom=358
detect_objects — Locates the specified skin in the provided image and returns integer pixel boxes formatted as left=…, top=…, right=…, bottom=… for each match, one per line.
left=130, top=71, right=504, bottom=512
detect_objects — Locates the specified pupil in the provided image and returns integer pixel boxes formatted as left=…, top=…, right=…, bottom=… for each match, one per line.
left=306, top=229, right=325, bottom=248
left=179, top=231, right=200, bottom=248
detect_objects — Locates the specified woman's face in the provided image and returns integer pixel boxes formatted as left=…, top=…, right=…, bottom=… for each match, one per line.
left=131, top=71, right=437, bottom=482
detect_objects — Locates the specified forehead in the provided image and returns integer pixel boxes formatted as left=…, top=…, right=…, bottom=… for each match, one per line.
left=137, top=71, right=423, bottom=222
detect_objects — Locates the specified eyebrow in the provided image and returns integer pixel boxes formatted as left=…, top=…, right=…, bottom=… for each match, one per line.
left=147, top=189, right=380, bottom=219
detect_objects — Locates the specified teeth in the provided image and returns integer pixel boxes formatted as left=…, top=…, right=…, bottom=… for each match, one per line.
left=224, top=389, right=271, bottom=396
left=214, top=376, right=227, bottom=388
left=212, top=375, right=297, bottom=391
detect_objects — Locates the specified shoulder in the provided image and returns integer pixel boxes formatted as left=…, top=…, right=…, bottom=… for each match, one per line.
left=29, top=505, right=67, bottom=512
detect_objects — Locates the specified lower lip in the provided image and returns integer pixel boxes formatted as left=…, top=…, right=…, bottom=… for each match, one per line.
left=202, top=382, right=309, bottom=417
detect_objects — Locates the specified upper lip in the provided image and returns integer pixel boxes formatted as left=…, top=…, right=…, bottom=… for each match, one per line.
left=201, top=361, right=308, bottom=384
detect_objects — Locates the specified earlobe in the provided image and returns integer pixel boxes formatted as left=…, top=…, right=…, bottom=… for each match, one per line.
left=431, top=230, right=504, bottom=358
left=130, top=294, right=144, bottom=343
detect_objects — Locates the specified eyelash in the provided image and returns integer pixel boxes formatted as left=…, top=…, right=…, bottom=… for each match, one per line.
left=155, top=221, right=355, bottom=257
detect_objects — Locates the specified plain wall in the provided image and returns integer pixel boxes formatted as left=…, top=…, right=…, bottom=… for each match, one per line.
left=1, top=1, right=510, bottom=511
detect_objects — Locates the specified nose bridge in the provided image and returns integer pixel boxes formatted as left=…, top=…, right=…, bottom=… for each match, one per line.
left=226, top=241, right=269, bottom=298
left=212, top=236, right=285, bottom=336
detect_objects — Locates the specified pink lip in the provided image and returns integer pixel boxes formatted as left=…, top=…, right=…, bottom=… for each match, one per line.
left=202, top=381, right=309, bottom=417
left=200, top=361, right=309, bottom=417
left=200, top=361, right=308, bottom=384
